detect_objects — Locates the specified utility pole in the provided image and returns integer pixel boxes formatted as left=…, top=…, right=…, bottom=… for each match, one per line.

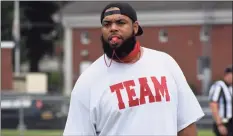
left=200, top=2, right=215, bottom=95
left=13, top=0, right=21, bottom=76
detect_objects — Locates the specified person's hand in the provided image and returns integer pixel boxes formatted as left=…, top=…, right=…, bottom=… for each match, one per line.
left=217, top=124, right=228, bottom=136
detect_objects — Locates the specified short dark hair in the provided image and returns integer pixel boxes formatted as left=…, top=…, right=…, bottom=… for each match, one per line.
left=224, top=64, right=233, bottom=74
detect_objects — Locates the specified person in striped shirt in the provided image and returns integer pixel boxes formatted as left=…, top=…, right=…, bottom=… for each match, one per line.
left=209, top=65, right=232, bottom=136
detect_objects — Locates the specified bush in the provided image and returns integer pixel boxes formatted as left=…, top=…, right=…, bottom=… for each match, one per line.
left=47, top=72, right=63, bottom=93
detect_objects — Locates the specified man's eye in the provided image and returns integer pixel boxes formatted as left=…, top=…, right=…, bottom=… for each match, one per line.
left=102, top=22, right=110, bottom=27
left=117, top=21, right=125, bottom=25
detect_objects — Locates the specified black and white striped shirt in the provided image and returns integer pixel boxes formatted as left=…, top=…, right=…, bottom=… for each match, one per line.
left=209, top=80, right=232, bottom=121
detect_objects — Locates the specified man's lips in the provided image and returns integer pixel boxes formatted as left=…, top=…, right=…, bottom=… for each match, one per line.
left=108, top=35, right=122, bottom=46
left=108, top=35, right=122, bottom=40
left=110, top=37, right=121, bottom=46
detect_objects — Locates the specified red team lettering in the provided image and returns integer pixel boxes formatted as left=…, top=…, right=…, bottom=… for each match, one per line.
left=110, top=76, right=170, bottom=110
left=110, top=83, right=126, bottom=109
left=123, top=80, right=139, bottom=107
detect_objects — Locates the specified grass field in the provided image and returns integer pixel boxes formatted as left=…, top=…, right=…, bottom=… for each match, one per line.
left=1, top=129, right=214, bottom=136
left=1, top=129, right=62, bottom=136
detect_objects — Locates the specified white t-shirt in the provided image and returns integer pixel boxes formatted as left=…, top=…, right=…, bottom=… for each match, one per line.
left=63, top=47, right=204, bottom=136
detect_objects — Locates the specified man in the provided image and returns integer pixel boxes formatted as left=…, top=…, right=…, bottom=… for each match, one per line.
left=209, top=65, right=233, bottom=136
left=63, top=2, right=204, bottom=136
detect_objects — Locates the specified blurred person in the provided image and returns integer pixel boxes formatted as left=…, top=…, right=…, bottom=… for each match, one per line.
left=63, top=2, right=204, bottom=136
left=209, top=65, right=233, bottom=136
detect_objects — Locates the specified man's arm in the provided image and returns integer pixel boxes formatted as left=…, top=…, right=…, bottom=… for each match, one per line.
left=208, top=84, right=228, bottom=136
left=178, top=123, right=197, bottom=136
left=63, top=77, right=96, bottom=136
left=162, top=53, right=204, bottom=134
left=209, top=102, right=222, bottom=125
left=208, top=84, right=223, bottom=125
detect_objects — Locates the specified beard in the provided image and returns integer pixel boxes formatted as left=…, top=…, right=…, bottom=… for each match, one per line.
left=101, top=32, right=136, bottom=60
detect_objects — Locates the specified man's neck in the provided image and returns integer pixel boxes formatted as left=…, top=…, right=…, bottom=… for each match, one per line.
left=223, top=80, right=231, bottom=86
left=114, top=41, right=142, bottom=63
left=121, top=47, right=142, bottom=63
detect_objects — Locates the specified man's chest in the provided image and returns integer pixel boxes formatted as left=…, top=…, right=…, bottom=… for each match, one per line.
left=90, top=65, right=178, bottom=112
left=89, top=65, right=179, bottom=133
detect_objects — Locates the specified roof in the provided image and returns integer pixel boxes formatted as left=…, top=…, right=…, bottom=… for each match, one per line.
left=60, top=1, right=232, bottom=16
left=57, top=1, right=232, bottom=28
left=1, top=41, right=15, bottom=49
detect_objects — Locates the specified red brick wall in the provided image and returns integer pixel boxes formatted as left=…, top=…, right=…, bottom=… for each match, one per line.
left=72, top=24, right=232, bottom=93
left=1, top=48, right=13, bottom=90
left=211, top=25, right=232, bottom=80
left=72, top=28, right=103, bottom=82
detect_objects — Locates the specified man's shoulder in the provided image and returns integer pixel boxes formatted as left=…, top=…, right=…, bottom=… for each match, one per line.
left=209, top=80, right=226, bottom=91
left=143, top=47, right=175, bottom=61
left=79, top=55, right=105, bottom=79
left=211, top=80, right=222, bottom=85
left=214, top=80, right=223, bottom=83
left=72, top=55, right=105, bottom=93
left=214, top=80, right=227, bottom=87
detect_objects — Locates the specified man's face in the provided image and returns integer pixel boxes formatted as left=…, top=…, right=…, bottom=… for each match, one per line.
left=225, top=72, right=232, bottom=85
left=101, top=8, right=139, bottom=48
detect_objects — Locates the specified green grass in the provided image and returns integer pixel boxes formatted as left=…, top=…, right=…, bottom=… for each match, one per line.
left=1, top=129, right=214, bottom=136
left=1, top=129, right=62, bottom=136
left=198, top=129, right=215, bottom=136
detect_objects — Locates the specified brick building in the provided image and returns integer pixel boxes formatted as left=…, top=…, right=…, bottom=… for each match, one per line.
left=57, top=1, right=232, bottom=95
left=1, top=42, right=15, bottom=90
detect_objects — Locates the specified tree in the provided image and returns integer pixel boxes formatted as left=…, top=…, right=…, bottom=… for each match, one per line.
left=1, top=1, right=14, bottom=41
left=1, top=1, right=28, bottom=67
left=21, top=1, right=60, bottom=72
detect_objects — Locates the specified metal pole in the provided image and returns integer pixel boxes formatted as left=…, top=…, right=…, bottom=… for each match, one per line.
left=63, top=28, right=73, bottom=96
left=58, top=2, right=64, bottom=93
left=18, top=96, right=26, bottom=136
left=13, top=0, right=21, bottom=76
left=201, top=2, right=215, bottom=95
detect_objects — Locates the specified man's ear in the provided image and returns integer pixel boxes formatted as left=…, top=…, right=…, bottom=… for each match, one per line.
left=133, top=21, right=139, bottom=35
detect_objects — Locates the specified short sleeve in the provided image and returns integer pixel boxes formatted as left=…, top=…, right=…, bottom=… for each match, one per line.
left=63, top=77, right=96, bottom=136
left=164, top=53, right=205, bottom=132
left=208, top=84, right=222, bottom=102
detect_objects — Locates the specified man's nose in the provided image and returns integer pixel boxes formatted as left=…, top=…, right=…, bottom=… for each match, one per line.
left=110, top=23, right=118, bottom=32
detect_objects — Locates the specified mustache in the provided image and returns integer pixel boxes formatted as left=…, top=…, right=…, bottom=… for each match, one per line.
left=100, top=34, right=136, bottom=59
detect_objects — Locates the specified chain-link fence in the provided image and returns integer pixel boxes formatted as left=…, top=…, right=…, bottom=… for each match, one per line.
left=1, top=92, right=213, bottom=133
left=1, top=92, right=70, bottom=135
